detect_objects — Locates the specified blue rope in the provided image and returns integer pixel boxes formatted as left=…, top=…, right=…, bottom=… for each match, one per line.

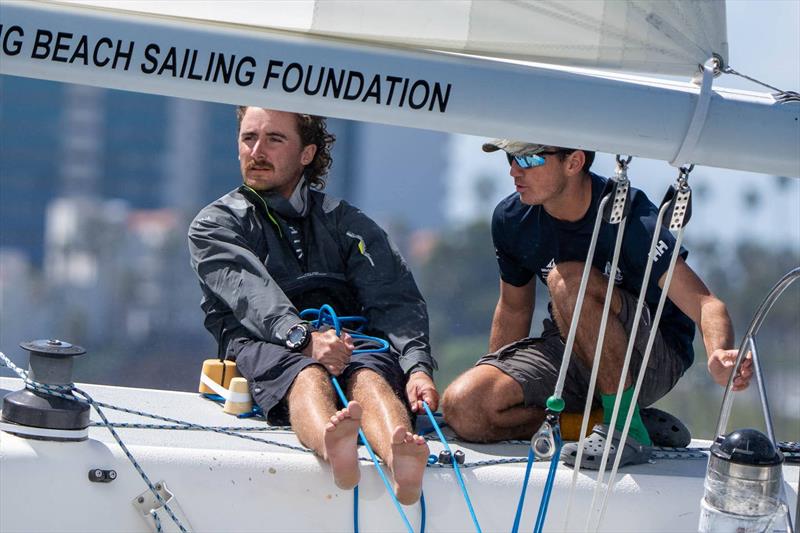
left=299, top=308, right=367, bottom=331
left=310, top=304, right=415, bottom=533
left=533, top=426, right=562, bottom=533
left=420, top=492, right=426, bottom=533
left=422, top=402, right=482, bottom=532
left=302, top=305, right=390, bottom=354
left=330, top=376, right=415, bottom=533
left=511, top=448, right=536, bottom=533
left=354, top=485, right=359, bottom=533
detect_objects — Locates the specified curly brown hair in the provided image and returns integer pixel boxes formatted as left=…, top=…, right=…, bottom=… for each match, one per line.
left=236, top=106, right=335, bottom=189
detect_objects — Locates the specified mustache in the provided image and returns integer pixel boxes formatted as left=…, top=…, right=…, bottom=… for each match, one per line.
left=246, top=160, right=273, bottom=171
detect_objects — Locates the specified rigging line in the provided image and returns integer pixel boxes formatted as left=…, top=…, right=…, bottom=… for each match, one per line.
left=584, top=200, right=676, bottom=531
left=552, top=194, right=612, bottom=400
left=723, top=66, right=800, bottom=103
left=536, top=165, right=627, bottom=533
left=563, top=159, right=631, bottom=531
left=523, top=193, right=615, bottom=529
left=589, top=167, right=693, bottom=531
left=510, top=448, right=536, bottom=533
left=422, top=401, right=482, bottom=533
left=596, top=216, right=689, bottom=530
left=533, top=425, right=563, bottom=533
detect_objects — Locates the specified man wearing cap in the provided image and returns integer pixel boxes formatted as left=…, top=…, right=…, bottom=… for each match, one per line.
left=189, top=107, right=438, bottom=501
left=441, top=140, right=752, bottom=468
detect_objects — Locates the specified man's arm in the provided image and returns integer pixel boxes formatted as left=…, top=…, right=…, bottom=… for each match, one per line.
left=488, top=278, right=536, bottom=352
left=660, top=257, right=752, bottom=390
left=188, top=206, right=302, bottom=345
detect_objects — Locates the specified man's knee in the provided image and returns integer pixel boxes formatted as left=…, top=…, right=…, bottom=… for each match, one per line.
left=443, top=366, right=521, bottom=438
left=442, top=373, right=486, bottom=419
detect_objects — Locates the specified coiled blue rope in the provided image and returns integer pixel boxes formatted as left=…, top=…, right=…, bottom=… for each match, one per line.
left=300, top=306, right=390, bottom=354
left=421, top=401, right=482, bottom=532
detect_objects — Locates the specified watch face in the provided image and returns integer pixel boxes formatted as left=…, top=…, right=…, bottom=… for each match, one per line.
left=288, top=326, right=306, bottom=345
left=286, top=324, right=309, bottom=350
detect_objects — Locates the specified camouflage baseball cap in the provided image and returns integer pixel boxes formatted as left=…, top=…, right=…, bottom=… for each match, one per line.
left=482, top=139, right=548, bottom=156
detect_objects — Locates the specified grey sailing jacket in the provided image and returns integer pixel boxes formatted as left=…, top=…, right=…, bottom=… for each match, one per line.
left=188, top=185, right=436, bottom=375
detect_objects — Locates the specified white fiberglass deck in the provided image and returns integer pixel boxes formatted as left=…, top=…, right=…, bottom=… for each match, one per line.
left=1, top=377, right=797, bottom=532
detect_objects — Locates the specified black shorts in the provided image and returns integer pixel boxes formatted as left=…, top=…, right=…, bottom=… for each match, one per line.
left=228, top=338, right=407, bottom=426
left=477, top=288, right=687, bottom=411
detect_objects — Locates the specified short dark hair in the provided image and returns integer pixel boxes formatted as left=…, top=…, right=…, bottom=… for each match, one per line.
left=236, top=106, right=336, bottom=189
left=557, top=148, right=595, bottom=173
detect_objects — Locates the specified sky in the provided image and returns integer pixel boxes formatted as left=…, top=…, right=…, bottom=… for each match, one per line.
left=445, top=0, right=800, bottom=249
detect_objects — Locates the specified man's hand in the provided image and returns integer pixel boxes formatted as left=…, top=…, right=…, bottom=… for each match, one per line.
left=303, top=330, right=354, bottom=376
left=708, top=348, right=753, bottom=390
left=406, top=372, right=439, bottom=413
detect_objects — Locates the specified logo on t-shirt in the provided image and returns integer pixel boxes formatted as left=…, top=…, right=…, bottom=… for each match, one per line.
left=604, top=261, right=624, bottom=284
left=541, top=258, right=556, bottom=279
left=653, top=240, right=669, bottom=262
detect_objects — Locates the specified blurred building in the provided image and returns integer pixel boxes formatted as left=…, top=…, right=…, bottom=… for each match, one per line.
left=0, top=76, right=449, bottom=265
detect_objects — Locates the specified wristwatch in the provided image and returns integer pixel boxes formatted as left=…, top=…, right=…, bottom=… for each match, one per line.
left=285, top=322, right=312, bottom=352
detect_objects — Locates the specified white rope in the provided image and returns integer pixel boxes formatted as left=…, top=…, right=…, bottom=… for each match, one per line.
left=552, top=194, right=612, bottom=399
left=562, top=164, right=631, bottom=531
left=584, top=198, right=672, bottom=531
left=669, top=58, right=716, bottom=167
left=595, top=225, right=687, bottom=530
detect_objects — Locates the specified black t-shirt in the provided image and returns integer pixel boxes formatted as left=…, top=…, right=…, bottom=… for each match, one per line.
left=491, top=172, right=695, bottom=368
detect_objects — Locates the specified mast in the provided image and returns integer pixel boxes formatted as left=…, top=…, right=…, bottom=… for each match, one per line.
left=1, top=1, right=798, bottom=177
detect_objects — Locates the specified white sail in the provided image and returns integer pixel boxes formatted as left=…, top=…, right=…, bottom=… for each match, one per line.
left=57, top=0, right=728, bottom=77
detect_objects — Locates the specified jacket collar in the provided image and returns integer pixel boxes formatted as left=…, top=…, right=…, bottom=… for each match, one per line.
left=239, top=178, right=310, bottom=220
left=262, top=178, right=309, bottom=219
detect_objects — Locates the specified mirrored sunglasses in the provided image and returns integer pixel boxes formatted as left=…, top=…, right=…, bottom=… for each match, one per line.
left=506, top=150, right=563, bottom=169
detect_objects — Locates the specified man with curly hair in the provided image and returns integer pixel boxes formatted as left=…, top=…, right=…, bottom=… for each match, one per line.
left=188, top=107, right=438, bottom=503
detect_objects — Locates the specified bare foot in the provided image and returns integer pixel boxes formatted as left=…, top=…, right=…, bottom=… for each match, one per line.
left=389, top=426, right=429, bottom=505
left=322, top=401, right=362, bottom=490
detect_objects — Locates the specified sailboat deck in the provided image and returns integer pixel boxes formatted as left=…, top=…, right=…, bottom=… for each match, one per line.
left=2, top=377, right=797, bottom=532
